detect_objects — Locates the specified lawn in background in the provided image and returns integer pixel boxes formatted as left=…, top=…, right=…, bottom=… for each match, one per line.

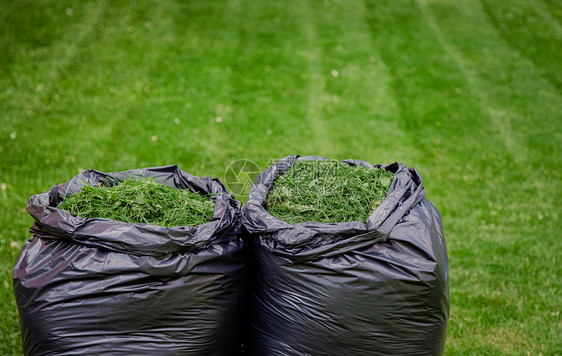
left=1, top=0, right=560, bottom=354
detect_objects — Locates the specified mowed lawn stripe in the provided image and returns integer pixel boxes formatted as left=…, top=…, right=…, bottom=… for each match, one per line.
left=364, top=0, right=504, bottom=198
left=418, top=0, right=560, bottom=220
left=227, top=0, right=321, bottom=166
left=0, top=4, right=110, bottom=353
left=302, top=0, right=421, bottom=164
left=226, top=0, right=417, bottom=166
left=132, top=0, right=243, bottom=173
left=418, top=0, right=561, bottom=353
left=365, top=0, right=560, bottom=354
left=481, top=0, right=562, bottom=91
left=1, top=1, right=110, bottom=181
left=421, top=0, right=560, bottom=223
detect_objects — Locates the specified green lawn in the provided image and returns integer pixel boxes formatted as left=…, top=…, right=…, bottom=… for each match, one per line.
left=1, top=0, right=560, bottom=354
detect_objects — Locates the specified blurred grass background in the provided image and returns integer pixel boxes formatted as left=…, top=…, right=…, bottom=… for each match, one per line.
left=1, top=0, right=560, bottom=354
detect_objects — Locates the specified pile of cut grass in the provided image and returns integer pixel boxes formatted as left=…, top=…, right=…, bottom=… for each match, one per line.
left=58, top=177, right=215, bottom=227
left=266, top=160, right=394, bottom=224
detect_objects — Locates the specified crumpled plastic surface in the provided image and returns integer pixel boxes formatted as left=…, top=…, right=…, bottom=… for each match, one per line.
left=242, top=155, right=449, bottom=356
left=13, top=166, right=248, bottom=356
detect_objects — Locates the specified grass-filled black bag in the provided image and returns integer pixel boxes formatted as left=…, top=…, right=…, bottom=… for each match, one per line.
left=242, top=155, right=449, bottom=356
left=13, top=166, right=247, bottom=356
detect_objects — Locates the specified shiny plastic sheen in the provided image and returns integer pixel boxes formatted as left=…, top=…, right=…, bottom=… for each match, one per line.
left=242, top=155, right=449, bottom=356
left=13, top=166, right=247, bottom=356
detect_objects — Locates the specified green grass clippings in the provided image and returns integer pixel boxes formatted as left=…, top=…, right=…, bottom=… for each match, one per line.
left=266, top=161, right=394, bottom=224
left=58, top=178, right=215, bottom=227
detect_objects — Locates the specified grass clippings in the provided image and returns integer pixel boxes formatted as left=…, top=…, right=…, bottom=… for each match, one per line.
left=266, top=160, right=394, bottom=224
left=58, top=177, right=215, bottom=227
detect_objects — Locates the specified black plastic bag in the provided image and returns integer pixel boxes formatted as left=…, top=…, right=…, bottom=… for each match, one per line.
left=242, top=155, right=449, bottom=355
left=13, top=166, right=248, bottom=356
